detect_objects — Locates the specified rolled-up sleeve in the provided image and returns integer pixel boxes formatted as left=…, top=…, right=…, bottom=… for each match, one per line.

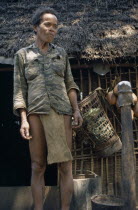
left=13, top=53, right=27, bottom=116
left=65, top=54, right=80, bottom=93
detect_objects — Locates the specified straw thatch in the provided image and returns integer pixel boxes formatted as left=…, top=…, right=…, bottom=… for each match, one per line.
left=0, top=0, right=138, bottom=60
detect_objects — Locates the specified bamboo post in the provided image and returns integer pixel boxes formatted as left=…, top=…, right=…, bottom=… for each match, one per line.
left=106, top=158, right=109, bottom=194
left=117, top=81, right=136, bottom=210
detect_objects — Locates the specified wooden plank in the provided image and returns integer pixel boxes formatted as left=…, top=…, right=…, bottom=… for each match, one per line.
left=0, top=67, right=13, bottom=71
left=88, top=69, right=92, bottom=94
left=71, top=64, right=138, bottom=70
left=121, top=106, right=136, bottom=210
left=80, top=141, right=84, bottom=174
left=101, top=158, right=104, bottom=193
left=80, top=69, right=83, bottom=96
left=118, top=81, right=136, bottom=210
left=114, top=153, right=117, bottom=196
left=106, top=158, right=109, bottom=194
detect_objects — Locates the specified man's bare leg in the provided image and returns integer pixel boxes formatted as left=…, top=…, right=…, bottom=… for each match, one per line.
left=28, top=114, right=47, bottom=210
left=59, top=161, right=73, bottom=210
left=59, top=115, right=73, bottom=210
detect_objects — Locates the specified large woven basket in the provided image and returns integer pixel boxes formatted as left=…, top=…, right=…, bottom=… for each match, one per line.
left=76, top=89, right=122, bottom=157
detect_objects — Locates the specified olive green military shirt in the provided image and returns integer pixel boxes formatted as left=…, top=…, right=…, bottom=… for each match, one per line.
left=13, top=43, right=79, bottom=116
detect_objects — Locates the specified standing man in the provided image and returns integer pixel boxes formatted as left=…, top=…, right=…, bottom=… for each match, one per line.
left=13, top=7, right=83, bottom=210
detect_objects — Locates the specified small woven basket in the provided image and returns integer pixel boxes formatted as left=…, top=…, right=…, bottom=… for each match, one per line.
left=77, top=89, right=122, bottom=157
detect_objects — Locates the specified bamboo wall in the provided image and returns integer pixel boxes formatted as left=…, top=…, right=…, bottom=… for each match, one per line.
left=71, top=64, right=138, bottom=203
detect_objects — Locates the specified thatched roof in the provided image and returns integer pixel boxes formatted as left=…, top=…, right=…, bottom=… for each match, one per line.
left=0, top=0, right=138, bottom=61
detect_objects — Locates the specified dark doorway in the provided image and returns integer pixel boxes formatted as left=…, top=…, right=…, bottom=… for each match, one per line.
left=0, top=69, right=57, bottom=186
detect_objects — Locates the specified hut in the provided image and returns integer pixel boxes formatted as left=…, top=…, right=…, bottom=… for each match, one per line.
left=0, top=0, right=138, bottom=208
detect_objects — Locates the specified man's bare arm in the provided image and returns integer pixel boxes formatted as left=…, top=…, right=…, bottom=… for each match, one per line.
left=19, top=108, right=32, bottom=140
left=68, top=89, right=83, bottom=128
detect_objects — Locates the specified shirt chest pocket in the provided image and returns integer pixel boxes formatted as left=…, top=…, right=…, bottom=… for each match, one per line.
left=51, top=56, right=66, bottom=78
left=25, top=59, right=40, bottom=80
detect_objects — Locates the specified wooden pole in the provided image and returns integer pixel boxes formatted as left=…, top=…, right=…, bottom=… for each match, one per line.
left=88, top=69, right=92, bottom=94
left=117, top=81, right=136, bottom=210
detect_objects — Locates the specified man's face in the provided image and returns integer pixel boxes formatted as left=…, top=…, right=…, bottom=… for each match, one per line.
left=34, top=13, right=58, bottom=43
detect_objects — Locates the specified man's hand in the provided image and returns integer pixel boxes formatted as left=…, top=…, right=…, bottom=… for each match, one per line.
left=20, top=120, right=32, bottom=140
left=72, top=110, right=83, bottom=129
left=67, top=89, right=83, bottom=128
left=19, top=108, right=32, bottom=140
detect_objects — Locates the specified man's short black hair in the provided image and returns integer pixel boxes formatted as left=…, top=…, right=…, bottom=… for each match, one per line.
left=32, top=7, right=58, bottom=26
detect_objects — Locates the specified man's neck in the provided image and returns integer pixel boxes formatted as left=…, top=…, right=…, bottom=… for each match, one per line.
left=35, top=38, right=49, bottom=53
